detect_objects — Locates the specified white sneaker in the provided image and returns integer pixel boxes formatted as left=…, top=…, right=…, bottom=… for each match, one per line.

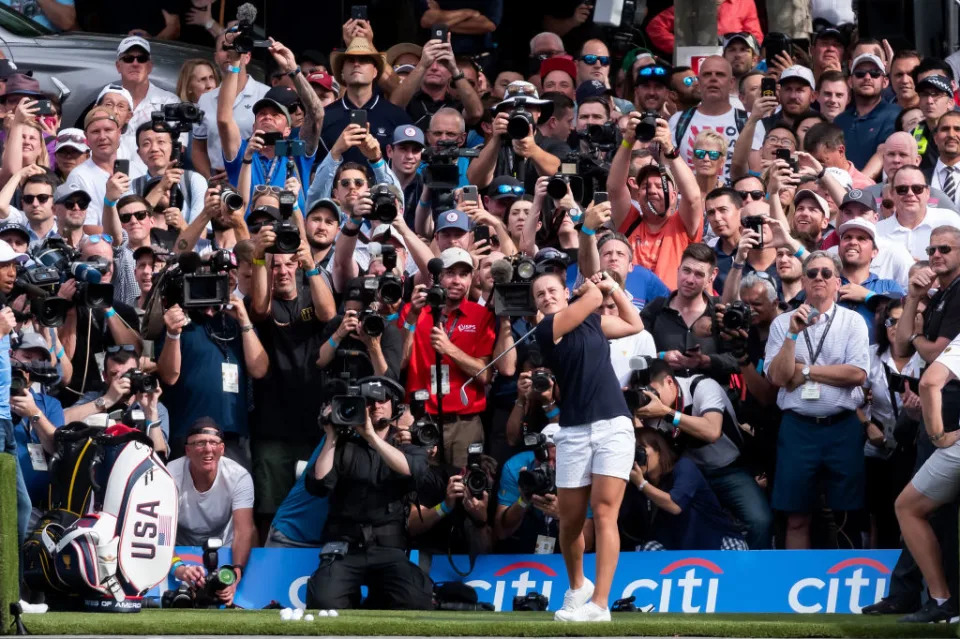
left=18, top=600, right=48, bottom=614
left=553, top=579, right=595, bottom=621
left=558, top=601, right=612, bottom=622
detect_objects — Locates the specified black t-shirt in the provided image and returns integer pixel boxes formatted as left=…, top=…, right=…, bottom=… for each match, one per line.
left=318, top=314, right=404, bottom=381
left=250, top=286, right=326, bottom=443
left=923, top=274, right=960, bottom=430
left=494, top=132, right=571, bottom=194
left=95, top=0, right=181, bottom=35
left=406, top=91, right=465, bottom=131
left=63, top=302, right=139, bottom=406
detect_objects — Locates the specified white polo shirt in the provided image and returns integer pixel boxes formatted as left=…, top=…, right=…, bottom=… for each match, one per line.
left=64, top=158, right=132, bottom=226
left=194, top=77, right=270, bottom=172
left=764, top=303, right=870, bottom=416
left=168, top=456, right=254, bottom=547
left=876, top=207, right=960, bottom=260
left=122, top=82, right=180, bottom=179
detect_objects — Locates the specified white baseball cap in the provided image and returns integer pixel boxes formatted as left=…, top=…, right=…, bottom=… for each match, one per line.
left=838, top=218, right=877, bottom=240
left=794, top=189, right=830, bottom=215
left=97, top=83, right=134, bottom=111
left=0, top=238, right=28, bottom=264
left=117, top=35, right=151, bottom=57
left=54, top=128, right=89, bottom=154
left=440, top=247, right=474, bottom=270
left=851, top=53, right=885, bottom=72
left=371, top=224, right=408, bottom=251
left=779, top=65, right=815, bottom=88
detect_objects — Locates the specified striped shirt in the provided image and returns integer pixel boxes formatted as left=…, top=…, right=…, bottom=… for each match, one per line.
left=764, top=304, right=869, bottom=416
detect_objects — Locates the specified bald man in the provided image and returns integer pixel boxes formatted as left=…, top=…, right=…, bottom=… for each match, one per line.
left=668, top=56, right=764, bottom=181
left=863, top=132, right=959, bottom=213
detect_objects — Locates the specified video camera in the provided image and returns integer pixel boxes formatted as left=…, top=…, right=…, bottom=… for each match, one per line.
left=489, top=254, right=539, bottom=316
left=9, top=358, right=58, bottom=396
left=158, top=250, right=232, bottom=310
left=263, top=190, right=301, bottom=254
left=223, top=3, right=269, bottom=54
left=151, top=102, right=204, bottom=136
left=328, top=376, right=392, bottom=434
left=161, top=538, right=238, bottom=609
left=517, top=431, right=555, bottom=497
left=422, top=141, right=479, bottom=191
left=409, top=389, right=440, bottom=447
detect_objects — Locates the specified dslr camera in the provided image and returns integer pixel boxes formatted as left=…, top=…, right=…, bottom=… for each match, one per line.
left=409, top=389, right=440, bottom=447
left=219, top=187, right=244, bottom=212
left=368, top=240, right=403, bottom=305
left=505, top=98, right=536, bottom=140
left=463, top=442, right=491, bottom=498
left=264, top=190, right=301, bottom=254
left=722, top=300, right=753, bottom=332
left=517, top=432, right=556, bottom=497
left=367, top=184, right=399, bottom=223
left=162, top=538, right=238, bottom=609
left=623, top=356, right=656, bottom=412
left=157, top=250, right=232, bottom=310
left=122, top=369, right=158, bottom=394
left=636, top=111, right=659, bottom=142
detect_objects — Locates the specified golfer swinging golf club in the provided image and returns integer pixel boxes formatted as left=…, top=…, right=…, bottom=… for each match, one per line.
left=531, top=266, right=644, bottom=622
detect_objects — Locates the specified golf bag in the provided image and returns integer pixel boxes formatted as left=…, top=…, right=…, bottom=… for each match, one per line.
left=21, top=423, right=178, bottom=612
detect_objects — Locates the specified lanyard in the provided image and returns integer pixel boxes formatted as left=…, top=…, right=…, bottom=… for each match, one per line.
left=801, top=306, right=837, bottom=367
left=257, top=152, right=281, bottom=185
left=443, top=311, right=460, bottom=339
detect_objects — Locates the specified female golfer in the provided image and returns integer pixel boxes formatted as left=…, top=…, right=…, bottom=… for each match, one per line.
left=532, top=269, right=644, bottom=621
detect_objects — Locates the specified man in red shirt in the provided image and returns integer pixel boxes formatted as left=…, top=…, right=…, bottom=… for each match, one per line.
left=402, top=247, right=495, bottom=467
left=645, top=0, right=762, bottom=56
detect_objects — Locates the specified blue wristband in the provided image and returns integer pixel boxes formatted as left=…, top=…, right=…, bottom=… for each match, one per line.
left=658, top=351, right=665, bottom=360
left=793, top=246, right=807, bottom=259
left=104, top=307, right=116, bottom=319
left=369, top=158, right=385, bottom=169
left=671, top=412, right=682, bottom=426
left=545, top=406, right=560, bottom=419
left=787, top=332, right=799, bottom=341
left=419, top=200, right=431, bottom=208
left=305, top=267, right=320, bottom=278
left=864, top=291, right=875, bottom=302
left=227, top=65, right=240, bottom=73
left=170, top=560, right=185, bottom=578
left=103, top=196, right=118, bottom=207
left=439, top=500, right=453, bottom=515
left=348, top=216, right=363, bottom=226
left=385, top=312, right=399, bottom=321
left=756, top=358, right=764, bottom=375
left=404, top=321, right=417, bottom=333
left=328, top=336, right=339, bottom=349
left=580, top=225, right=596, bottom=236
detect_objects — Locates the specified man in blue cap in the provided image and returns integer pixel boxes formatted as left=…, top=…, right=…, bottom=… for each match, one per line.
left=386, top=125, right=425, bottom=226
left=434, top=208, right=472, bottom=252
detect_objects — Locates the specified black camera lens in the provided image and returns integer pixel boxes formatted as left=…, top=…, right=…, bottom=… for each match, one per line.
left=332, top=395, right=366, bottom=426
left=722, top=301, right=752, bottom=331
left=412, top=420, right=440, bottom=447
left=530, top=370, right=552, bottom=393
left=361, top=311, right=385, bottom=337
left=465, top=467, right=489, bottom=497
left=268, top=222, right=301, bottom=254
left=636, top=112, right=659, bottom=142
left=220, top=189, right=244, bottom=211
left=506, top=109, right=534, bottom=140
left=378, top=277, right=403, bottom=305
left=546, top=175, right=569, bottom=200
left=623, top=388, right=652, bottom=412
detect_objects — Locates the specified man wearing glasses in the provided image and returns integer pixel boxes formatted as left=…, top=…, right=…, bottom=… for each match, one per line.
left=0, top=171, right=59, bottom=249
left=765, top=251, right=870, bottom=549
left=633, top=63, right=670, bottom=116
left=877, top=165, right=960, bottom=259
left=51, top=185, right=91, bottom=249
left=167, top=420, right=255, bottom=607
left=833, top=54, right=900, bottom=170
left=64, top=345, right=168, bottom=456
left=577, top=39, right=634, bottom=115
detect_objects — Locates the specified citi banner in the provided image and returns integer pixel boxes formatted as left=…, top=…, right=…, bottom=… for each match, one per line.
left=160, top=548, right=899, bottom=613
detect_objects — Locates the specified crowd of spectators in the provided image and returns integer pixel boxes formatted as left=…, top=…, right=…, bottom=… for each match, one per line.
left=3, top=0, right=960, bottom=622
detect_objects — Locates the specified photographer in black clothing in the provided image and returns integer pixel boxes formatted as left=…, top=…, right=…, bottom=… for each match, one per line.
left=305, top=376, right=433, bottom=610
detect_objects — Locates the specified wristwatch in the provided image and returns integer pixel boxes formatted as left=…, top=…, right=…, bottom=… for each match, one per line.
left=909, top=333, right=921, bottom=344
left=29, top=413, right=41, bottom=426
left=94, top=397, right=107, bottom=412
left=450, top=71, right=465, bottom=85
left=801, top=366, right=811, bottom=382
left=663, top=146, right=680, bottom=160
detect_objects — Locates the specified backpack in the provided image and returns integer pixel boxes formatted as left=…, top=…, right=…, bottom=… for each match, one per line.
left=678, top=374, right=746, bottom=455
left=22, top=424, right=178, bottom=612
left=673, top=107, right=749, bottom=152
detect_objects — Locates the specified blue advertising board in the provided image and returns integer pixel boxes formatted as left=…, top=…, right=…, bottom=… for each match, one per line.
left=158, top=548, right=899, bottom=614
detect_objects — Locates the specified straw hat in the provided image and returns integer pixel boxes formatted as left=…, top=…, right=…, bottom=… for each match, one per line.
left=330, top=37, right=386, bottom=83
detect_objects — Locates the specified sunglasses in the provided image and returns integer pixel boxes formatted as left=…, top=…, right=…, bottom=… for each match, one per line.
left=253, top=185, right=282, bottom=195
left=693, top=149, right=722, bottom=160
left=580, top=54, right=610, bottom=66
left=894, top=184, right=927, bottom=195
left=119, top=210, right=149, bottom=223
left=738, top=190, right=765, bottom=201
left=338, top=178, right=366, bottom=188
left=57, top=133, right=85, bottom=144
left=884, top=316, right=899, bottom=328
left=637, top=66, right=667, bottom=78
left=805, top=267, right=835, bottom=280
left=106, top=344, right=137, bottom=354
left=22, top=194, right=51, bottom=205
left=86, top=234, right=113, bottom=244
left=120, top=54, right=150, bottom=64
left=853, top=69, right=884, bottom=79
left=926, top=244, right=957, bottom=256
left=682, top=76, right=698, bottom=86
left=495, top=184, right=524, bottom=196
left=63, top=198, right=88, bottom=210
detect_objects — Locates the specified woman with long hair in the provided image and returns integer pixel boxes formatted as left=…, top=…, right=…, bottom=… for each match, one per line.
left=176, top=58, right=220, bottom=104
left=531, top=257, right=643, bottom=622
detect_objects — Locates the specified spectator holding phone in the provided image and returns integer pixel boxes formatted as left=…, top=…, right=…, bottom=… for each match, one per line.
left=64, top=106, right=131, bottom=228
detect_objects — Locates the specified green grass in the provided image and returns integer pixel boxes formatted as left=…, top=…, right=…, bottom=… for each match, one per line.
left=0, top=455, right=18, bottom=636
left=16, top=609, right=960, bottom=637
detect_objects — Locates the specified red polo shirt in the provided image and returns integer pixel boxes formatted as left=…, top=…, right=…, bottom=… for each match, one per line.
left=401, top=300, right=496, bottom=415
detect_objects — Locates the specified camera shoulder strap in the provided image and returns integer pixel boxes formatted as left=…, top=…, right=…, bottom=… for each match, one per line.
left=673, top=108, right=697, bottom=150
left=733, top=109, right=748, bottom=134
left=131, top=175, right=147, bottom=196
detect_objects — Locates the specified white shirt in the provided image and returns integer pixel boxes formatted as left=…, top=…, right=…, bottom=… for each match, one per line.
left=826, top=234, right=915, bottom=288
left=667, top=106, right=765, bottom=181
left=876, top=207, right=960, bottom=260
left=865, top=347, right=923, bottom=458
left=765, top=303, right=870, bottom=416
left=168, top=456, right=254, bottom=547
left=121, top=82, right=180, bottom=179
left=608, top=330, right=657, bottom=387
left=194, top=77, right=270, bottom=172
left=64, top=158, right=131, bottom=226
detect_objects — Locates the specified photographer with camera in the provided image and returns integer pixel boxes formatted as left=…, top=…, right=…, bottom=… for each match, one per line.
left=607, top=113, right=703, bottom=290
left=633, top=358, right=770, bottom=549
left=64, top=345, right=168, bottom=454
left=173, top=183, right=250, bottom=254
left=466, top=81, right=564, bottom=192
left=167, top=419, right=256, bottom=607
left=305, top=377, right=433, bottom=611
left=715, top=198, right=785, bottom=304
left=624, top=429, right=746, bottom=551
left=219, top=39, right=322, bottom=210
left=0, top=168, right=60, bottom=248
left=133, top=122, right=209, bottom=224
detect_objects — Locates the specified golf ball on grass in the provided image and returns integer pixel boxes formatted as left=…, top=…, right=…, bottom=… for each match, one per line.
left=279, top=608, right=293, bottom=620
left=318, top=609, right=329, bottom=617
left=304, top=614, right=315, bottom=621
left=329, top=609, right=339, bottom=617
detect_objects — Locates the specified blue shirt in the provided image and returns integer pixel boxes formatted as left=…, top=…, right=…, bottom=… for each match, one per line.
left=839, top=273, right=905, bottom=343
left=157, top=316, right=250, bottom=441
left=224, top=139, right=315, bottom=213
left=833, top=101, right=900, bottom=170
left=13, top=390, right=64, bottom=504
left=0, top=0, right=73, bottom=31
left=270, top=438, right=329, bottom=545
left=566, top=266, right=669, bottom=312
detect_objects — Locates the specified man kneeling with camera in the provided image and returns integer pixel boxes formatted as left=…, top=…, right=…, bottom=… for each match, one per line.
left=305, top=376, right=434, bottom=610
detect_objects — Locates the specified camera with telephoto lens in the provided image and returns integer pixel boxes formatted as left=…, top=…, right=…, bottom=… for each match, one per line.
left=722, top=300, right=753, bottom=332
left=368, top=239, right=403, bottom=305
left=421, top=141, right=479, bottom=190
left=578, top=121, right=618, bottom=150
left=506, top=99, right=536, bottom=140
left=636, top=111, right=659, bottom=142
left=352, top=276, right=387, bottom=337
left=513, top=592, right=549, bottom=611
left=517, top=431, right=556, bottom=497
left=264, top=190, right=300, bottom=254
left=329, top=376, right=390, bottom=434
left=10, top=363, right=28, bottom=396
left=122, top=369, right=158, bottom=394
left=409, top=389, right=440, bottom=447
left=368, top=183, right=399, bottom=223
left=623, top=356, right=656, bottom=412
left=158, top=250, right=231, bottom=310
left=463, top=442, right=490, bottom=498
left=29, top=238, right=114, bottom=310
left=161, top=538, right=237, bottom=609
left=219, top=187, right=244, bottom=211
